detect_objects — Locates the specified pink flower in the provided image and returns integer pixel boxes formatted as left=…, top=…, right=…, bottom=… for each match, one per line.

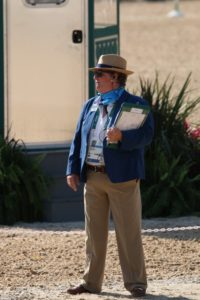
left=183, top=119, right=200, bottom=140
left=190, top=128, right=200, bottom=140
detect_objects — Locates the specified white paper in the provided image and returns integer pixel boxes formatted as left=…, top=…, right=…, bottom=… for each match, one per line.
left=130, top=108, right=143, bottom=114
left=116, top=111, right=147, bottom=130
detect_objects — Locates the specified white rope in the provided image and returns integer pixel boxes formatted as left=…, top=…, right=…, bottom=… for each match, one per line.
left=142, top=225, right=200, bottom=234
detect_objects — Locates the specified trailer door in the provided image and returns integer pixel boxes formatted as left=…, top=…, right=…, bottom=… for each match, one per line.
left=5, top=0, right=87, bottom=149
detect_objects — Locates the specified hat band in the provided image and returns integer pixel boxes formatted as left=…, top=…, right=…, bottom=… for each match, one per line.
left=96, top=63, right=124, bottom=70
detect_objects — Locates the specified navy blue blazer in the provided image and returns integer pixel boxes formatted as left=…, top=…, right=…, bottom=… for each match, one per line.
left=66, top=90, right=154, bottom=183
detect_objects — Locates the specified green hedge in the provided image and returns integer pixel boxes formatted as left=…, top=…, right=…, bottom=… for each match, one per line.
left=0, top=137, right=51, bottom=225
left=138, top=73, right=200, bottom=217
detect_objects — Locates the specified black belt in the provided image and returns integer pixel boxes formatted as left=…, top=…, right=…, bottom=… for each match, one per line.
left=86, top=164, right=106, bottom=173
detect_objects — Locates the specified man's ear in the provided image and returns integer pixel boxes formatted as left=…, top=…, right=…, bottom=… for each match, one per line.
left=112, top=73, right=118, bottom=80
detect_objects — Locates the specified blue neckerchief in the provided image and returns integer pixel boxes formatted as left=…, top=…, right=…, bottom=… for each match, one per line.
left=98, top=87, right=124, bottom=105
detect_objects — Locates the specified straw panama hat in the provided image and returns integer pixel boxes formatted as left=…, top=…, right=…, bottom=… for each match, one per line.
left=89, top=54, right=134, bottom=76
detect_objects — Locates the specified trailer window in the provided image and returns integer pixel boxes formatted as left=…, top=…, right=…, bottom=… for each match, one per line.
left=95, top=0, right=117, bottom=28
left=25, top=0, right=66, bottom=6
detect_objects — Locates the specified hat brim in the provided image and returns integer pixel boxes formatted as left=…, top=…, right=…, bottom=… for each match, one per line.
left=89, top=67, right=134, bottom=76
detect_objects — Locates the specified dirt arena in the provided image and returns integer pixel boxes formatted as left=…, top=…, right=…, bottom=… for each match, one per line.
left=121, top=0, right=200, bottom=123
left=0, top=217, right=200, bottom=299
left=0, top=0, right=200, bottom=299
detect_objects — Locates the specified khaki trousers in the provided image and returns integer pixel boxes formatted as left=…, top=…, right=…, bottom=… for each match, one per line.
left=82, top=170, right=147, bottom=293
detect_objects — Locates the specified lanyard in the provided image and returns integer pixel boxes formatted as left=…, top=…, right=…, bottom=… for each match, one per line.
left=92, top=108, right=100, bottom=129
left=92, top=104, right=116, bottom=130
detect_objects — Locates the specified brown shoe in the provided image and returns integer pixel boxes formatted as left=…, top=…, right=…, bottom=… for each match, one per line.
left=67, top=284, right=91, bottom=295
left=131, top=287, right=146, bottom=297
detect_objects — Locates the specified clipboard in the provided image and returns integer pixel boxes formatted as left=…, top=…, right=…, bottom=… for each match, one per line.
left=114, top=102, right=150, bottom=130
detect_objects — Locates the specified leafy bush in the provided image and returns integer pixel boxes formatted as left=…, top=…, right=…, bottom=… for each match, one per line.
left=0, top=136, right=51, bottom=225
left=138, top=73, right=200, bottom=217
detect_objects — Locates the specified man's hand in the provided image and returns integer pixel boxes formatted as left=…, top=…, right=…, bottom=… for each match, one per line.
left=106, top=127, right=122, bottom=143
left=66, top=174, right=80, bottom=192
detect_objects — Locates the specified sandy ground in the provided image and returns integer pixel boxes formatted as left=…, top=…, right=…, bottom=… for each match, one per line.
left=121, top=0, right=200, bottom=123
left=0, top=216, right=200, bottom=300
left=0, top=1, right=200, bottom=299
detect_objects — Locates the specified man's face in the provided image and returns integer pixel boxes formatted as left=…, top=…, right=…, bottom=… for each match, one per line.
left=93, top=71, right=115, bottom=94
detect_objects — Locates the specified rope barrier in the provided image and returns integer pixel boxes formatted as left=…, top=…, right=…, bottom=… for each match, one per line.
left=142, top=225, right=200, bottom=234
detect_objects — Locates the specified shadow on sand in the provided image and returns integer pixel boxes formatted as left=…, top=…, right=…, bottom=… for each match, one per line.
left=101, top=290, right=191, bottom=299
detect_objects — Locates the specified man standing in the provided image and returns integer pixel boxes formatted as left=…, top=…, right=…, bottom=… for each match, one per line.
left=66, top=54, right=154, bottom=297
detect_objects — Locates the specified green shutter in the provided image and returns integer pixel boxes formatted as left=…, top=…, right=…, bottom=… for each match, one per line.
left=88, top=0, right=120, bottom=98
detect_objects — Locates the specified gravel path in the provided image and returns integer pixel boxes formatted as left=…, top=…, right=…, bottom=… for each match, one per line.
left=0, top=217, right=199, bottom=299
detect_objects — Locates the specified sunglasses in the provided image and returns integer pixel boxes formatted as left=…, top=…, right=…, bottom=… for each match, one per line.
left=93, top=71, right=106, bottom=78
left=94, top=70, right=114, bottom=78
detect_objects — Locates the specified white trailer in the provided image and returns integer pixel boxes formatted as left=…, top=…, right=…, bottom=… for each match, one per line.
left=0, top=0, right=120, bottom=221
left=4, top=0, right=87, bottom=149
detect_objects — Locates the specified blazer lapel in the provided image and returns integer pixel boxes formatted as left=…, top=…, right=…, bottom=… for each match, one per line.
left=83, top=96, right=100, bottom=137
left=109, top=90, right=130, bottom=127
